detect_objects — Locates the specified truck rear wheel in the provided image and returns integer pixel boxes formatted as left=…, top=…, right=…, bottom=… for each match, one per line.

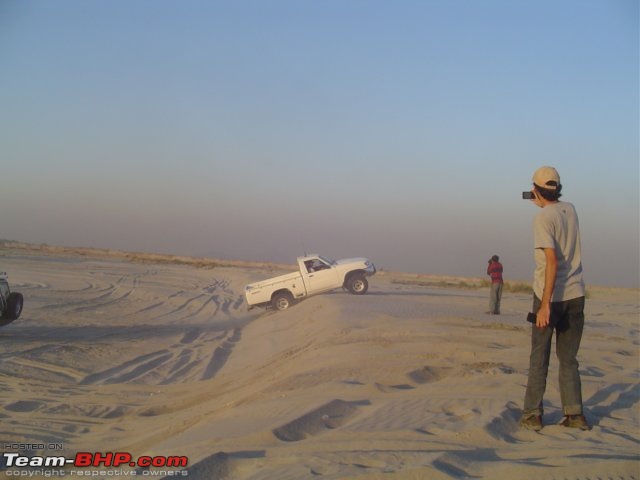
left=2, top=292, right=23, bottom=320
left=272, top=292, right=294, bottom=311
left=347, top=275, right=368, bottom=295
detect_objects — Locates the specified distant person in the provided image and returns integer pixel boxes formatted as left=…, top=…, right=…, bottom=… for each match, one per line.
left=520, top=166, right=590, bottom=431
left=486, top=255, right=503, bottom=315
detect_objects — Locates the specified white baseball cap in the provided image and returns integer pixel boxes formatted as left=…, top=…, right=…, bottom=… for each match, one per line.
left=533, top=166, right=561, bottom=190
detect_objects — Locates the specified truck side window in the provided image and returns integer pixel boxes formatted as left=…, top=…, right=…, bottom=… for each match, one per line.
left=305, top=261, right=315, bottom=273
left=313, top=260, right=330, bottom=271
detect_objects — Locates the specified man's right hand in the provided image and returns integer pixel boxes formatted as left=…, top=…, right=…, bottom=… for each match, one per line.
left=536, top=303, right=551, bottom=328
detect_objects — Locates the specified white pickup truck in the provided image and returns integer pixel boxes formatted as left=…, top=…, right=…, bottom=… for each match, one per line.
left=245, top=254, right=376, bottom=310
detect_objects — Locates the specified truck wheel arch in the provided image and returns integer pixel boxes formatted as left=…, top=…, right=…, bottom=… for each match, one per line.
left=271, top=289, right=295, bottom=311
left=344, top=270, right=369, bottom=295
left=343, top=270, right=366, bottom=287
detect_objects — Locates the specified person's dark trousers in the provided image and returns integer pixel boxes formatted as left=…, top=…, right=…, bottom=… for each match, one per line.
left=489, top=282, right=503, bottom=314
left=523, top=295, right=585, bottom=418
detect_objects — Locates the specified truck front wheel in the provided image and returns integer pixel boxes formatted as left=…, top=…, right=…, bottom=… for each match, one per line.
left=347, top=275, right=368, bottom=295
left=272, top=292, right=294, bottom=311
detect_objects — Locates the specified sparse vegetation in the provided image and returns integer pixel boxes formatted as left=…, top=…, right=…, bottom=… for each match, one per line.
left=389, top=274, right=534, bottom=294
left=0, top=241, right=630, bottom=297
left=389, top=276, right=486, bottom=290
left=388, top=274, right=600, bottom=298
left=504, top=281, right=532, bottom=294
left=0, top=240, right=292, bottom=272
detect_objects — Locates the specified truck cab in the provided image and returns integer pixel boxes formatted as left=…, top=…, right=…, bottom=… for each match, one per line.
left=301, top=255, right=341, bottom=294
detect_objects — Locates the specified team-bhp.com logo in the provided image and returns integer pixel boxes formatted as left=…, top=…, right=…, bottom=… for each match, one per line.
left=3, top=452, right=189, bottom=476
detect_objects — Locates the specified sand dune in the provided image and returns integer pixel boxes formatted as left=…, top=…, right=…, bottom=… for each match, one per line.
left=0, top=249, right=638, bottom=479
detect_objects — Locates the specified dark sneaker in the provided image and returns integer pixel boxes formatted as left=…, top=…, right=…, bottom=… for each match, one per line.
left=560, top=415, right=590, bottom=430
left=519, top=415, right=543, bottom=431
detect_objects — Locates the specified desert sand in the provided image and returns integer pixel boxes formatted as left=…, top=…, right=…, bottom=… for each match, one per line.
left=0, top=247, right=638, bottom=479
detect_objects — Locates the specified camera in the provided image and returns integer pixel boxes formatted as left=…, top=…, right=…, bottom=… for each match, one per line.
left=522, top=191, right=535, bottom=200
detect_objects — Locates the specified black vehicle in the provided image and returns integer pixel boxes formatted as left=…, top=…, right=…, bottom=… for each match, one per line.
left=0, top=273, right=23, bottom=327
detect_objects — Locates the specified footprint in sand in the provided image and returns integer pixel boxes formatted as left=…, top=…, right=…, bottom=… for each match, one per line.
left=407, top=366, right=451, bottom=384
left=273, top=399, right=370, bottom=442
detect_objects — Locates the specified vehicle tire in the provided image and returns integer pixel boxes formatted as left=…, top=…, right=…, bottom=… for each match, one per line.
left=3, top=292, right=23, bottom=320
left=272, top=292, right=294, bottom=311
left=347, top=275, right=368, bottom=295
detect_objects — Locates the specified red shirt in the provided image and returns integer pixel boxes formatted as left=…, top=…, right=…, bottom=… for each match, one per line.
left=487, top=261, right=504, bottom=284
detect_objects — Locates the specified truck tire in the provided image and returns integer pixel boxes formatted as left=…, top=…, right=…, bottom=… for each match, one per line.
left=2, top=292, right=23, bottom=320
left=272, top=292, right=294, bottom=311
left=347, top=275, right=368, bottom=295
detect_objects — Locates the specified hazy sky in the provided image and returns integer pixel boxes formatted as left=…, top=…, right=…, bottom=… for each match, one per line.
left=1, top=0, right=638, bottom=287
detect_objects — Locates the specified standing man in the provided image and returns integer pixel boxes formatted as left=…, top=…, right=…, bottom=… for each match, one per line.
left=520, top=166, right=589, bottom=431
left=486, top=255, right=504, bottom=315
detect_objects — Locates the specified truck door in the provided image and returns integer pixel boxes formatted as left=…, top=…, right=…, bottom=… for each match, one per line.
left=304, top=258, right=340, bottom=294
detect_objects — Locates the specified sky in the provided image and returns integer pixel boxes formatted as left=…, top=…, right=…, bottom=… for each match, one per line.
left=0, top=0, right=638, bottom=288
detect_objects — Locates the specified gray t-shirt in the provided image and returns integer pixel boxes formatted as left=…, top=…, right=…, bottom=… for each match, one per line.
left=533, top=201, right=585, bottom=301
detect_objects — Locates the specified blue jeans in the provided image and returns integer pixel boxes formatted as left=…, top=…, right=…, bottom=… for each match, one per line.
left=523, top=295, right=585, bottom=418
